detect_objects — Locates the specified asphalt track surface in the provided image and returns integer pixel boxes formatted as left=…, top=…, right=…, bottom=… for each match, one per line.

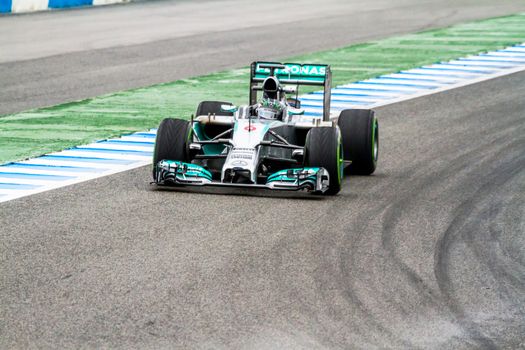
left=1, top=1, right=525, bottom=349
left=2, top=0, right=525, bottom=115
left=1, top=70, right=524, bottom=349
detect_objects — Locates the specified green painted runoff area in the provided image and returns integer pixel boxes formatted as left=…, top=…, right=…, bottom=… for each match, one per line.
left=1, top=14, right=525, bottom=164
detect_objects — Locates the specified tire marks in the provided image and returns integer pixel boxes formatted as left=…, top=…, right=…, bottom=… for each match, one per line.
left=434, top=141, right=525, bottom=350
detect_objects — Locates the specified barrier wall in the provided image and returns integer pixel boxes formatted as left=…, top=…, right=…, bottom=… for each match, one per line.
left=0, top=0, right=126, bottom=13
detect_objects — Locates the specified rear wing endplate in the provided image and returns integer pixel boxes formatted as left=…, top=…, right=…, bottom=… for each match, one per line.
left=250, top=61, right=332, bottom=121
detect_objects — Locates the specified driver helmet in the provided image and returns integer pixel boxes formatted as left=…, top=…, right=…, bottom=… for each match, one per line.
left=259, top=77, right=284, bottom=120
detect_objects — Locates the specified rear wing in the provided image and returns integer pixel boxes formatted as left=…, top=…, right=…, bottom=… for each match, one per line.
left=250, top=61, right=332, bottom=121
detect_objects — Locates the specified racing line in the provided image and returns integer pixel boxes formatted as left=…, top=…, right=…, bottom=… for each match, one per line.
left=1, top=43, right=525, bottom=203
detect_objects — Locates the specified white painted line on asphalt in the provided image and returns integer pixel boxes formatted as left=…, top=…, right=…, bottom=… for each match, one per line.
left=339, top=83, right=422, bottom=92
left=447, top=60, right=520, bottom=67
left=23, top=158, right=121, bottom=169
left=0, top=157, right=151, bottom=203
left=460, top=56, right=525, bottom=63
left=301, top=94, right=380, bottom=102
left=116, top=136, right=156, bottom=143
left=329, top=89, right=402, bottom=97
left=402, top=68, right=482, bottom=77
left=0, top=167, right=92, bottom=177
left=422, top=64, right=497, bottom=73
left=482, top=52, right=525, bottom=58
left=369, top=65, right=525, bottom=108
left=76, top=142, right=154, bottom=152
left=57, top=150, right=152, bottom=161
left=384, top=73, right=462, bottom=83
left=364, top=78, right=446, bottom=87
left=0, top=176, right=71, bottom=186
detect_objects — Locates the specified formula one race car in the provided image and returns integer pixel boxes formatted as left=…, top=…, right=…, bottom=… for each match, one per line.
left=152, top=61, right=378, bottom=195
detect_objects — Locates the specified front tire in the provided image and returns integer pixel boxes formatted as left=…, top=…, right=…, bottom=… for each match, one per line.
left=338, top=109, right=378, bottom=175
left=152, top=118, right=192, bottom=180
left=304, top=127, right=343, bottom=195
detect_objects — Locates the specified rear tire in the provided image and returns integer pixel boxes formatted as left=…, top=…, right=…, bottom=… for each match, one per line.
left=152, top=118, right=192, bottom=180
left=195, top=101, right=234, bottom=116
left=304, top=127, right=343, bottom=195
left=338, top=109, right=378, bottom=175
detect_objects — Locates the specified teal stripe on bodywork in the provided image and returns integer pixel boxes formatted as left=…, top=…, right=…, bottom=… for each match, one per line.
left=267, top=167, right=321, bottom=182
left=162, top=160, right=213, bottom=179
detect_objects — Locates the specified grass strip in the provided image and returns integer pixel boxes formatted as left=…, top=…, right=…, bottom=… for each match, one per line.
left=1, top=13, right=525, bottom=164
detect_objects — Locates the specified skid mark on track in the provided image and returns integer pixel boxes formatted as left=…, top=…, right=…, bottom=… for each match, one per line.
left=434, top=146, right=524, bottom=349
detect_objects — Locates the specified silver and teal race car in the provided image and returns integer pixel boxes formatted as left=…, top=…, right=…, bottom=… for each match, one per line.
left=152, top=61, right=378, bottom=195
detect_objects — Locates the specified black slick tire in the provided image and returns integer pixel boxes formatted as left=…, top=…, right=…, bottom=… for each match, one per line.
left=304, top=127, right=343, bottom=195
left=152, top=118, right=192, bottom=180
left=338, top=109, right=378, bottom=175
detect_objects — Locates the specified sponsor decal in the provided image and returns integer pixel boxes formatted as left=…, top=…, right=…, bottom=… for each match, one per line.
left=231, top=160, right=248, bottom=167
left=256, top=63, right=326, bottom=77
left=244, top=125, right=257, bottom=131
left=231, top=154, right=253, bottom=160
left=230, top=148, right=255, bottom=160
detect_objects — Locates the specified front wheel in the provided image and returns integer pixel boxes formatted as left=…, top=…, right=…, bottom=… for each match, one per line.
left=304, top=127, right=343, bottom=195
left=338, top=109, right=378, bottom=175
left=152, top=118, right=192, bottom=180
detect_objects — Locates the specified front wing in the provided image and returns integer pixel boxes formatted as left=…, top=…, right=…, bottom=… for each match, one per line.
left=154, top=160, right=329, bottom=193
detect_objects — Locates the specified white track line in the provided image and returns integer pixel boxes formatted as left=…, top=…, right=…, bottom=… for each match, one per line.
left=0, top=159, right=151, bottom=203
left=369, top=65, right=525, bottom=108
left=383, top=73, right=462, bottom=83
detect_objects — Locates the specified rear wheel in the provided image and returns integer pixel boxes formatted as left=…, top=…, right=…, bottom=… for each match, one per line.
left=304, top=127, right=343, bottom=195
left=338, top=109, right=378, bottom=175
left=152, top=118, right=192, bottom=180
left=195, top=101, right=234, bottom=116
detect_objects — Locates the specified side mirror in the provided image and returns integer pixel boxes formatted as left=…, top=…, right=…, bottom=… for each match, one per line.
left=221, top=104, right=238, bottom=113
left=288, top=108, right=305, bottom=116
left=287, top=98, right=301, bottom=109
left=283, top=86, right=297, bottom=94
